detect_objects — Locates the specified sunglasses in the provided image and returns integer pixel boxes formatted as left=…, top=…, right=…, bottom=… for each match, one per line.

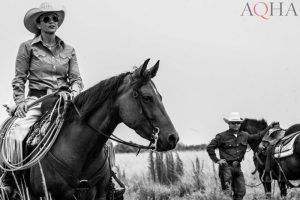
left=41, top=15, right=59, bottom=23
left=230, top=122, right=241, bottom=125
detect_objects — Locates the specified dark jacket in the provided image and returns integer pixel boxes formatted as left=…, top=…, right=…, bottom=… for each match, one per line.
left=207, top=129, right=266, bottom=163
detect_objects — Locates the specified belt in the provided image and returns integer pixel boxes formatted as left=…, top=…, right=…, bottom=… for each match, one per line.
left=227, top=160, right=240, bottom=166
left=28, top=89, right=48, bottom=98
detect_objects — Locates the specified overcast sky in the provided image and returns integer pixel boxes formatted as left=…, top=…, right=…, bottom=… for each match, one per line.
left=0, top=0, right=299, bottom=145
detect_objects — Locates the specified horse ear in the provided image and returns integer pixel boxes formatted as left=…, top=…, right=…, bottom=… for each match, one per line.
left=135, top=58, right=150, bottom=77
left=149, top=60, right=159, bottom=78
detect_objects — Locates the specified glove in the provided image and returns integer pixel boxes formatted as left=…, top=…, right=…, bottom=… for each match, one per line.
left=258, top=142, right=266, bottom=151
left=217, top=159, right=227, bottom=166
left=71, top=90, right=79, bottom=99
left=14, top=102, right=28, bottom=118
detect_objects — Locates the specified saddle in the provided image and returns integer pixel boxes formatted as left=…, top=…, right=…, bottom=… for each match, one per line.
left=262, top=128, right=285, bottom=146
left=262, top=126, right=300, bottom=159
left=273, top=131, right=300, bottom=158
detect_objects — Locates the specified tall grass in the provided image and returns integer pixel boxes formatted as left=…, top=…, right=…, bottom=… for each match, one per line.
left=175, top=152, right=184, bottom=177
left=148, top=151, right=156, bottom=182
left=148, top=151, right=183, bottom=185
left=191, top=157, right=205, bottom=193
left=124, top=151, right=214, bottom=199
left=119, top=151, right=300, bottom=200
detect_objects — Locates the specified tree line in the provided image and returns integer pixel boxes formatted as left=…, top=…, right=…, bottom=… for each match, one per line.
left=114, top=142, right=207, bottom=153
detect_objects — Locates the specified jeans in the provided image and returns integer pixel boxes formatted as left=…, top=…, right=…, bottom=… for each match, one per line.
left=219, top=162, right=246, bottom=200
left=4, top=97, right=41, bottom=164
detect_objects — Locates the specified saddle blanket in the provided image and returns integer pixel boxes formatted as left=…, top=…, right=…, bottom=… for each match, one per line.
left=274, top=132, right=300, bottom=158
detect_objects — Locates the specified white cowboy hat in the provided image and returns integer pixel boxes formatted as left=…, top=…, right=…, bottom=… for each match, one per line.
left=223, top=112, right=243, bottom=124
left=24, top=2, right=65, bottom=34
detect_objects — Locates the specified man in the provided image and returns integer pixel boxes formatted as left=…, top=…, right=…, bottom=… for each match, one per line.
left=207, top=112, right=277, bottom=200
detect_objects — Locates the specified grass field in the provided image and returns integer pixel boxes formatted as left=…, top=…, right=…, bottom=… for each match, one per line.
left=115, top=150, right=300, bottom=200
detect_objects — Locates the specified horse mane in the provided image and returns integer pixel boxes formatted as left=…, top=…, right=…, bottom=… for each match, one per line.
left=65, top=72, right=131, bottom=121
left=240, top=118, right=268, bottom=134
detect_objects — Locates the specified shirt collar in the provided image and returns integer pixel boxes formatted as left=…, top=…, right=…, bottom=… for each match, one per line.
left=31, top=35, right=65, bottom=48
left=228, top=129, right=239, bottom=135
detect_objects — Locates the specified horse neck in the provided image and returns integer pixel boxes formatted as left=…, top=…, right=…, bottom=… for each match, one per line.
left=249, top=140, right=260, bottom=152
left=248, top=128, right=264, bottom=152
left=53, top=100, right=120, bottom=170
left=86, top=100, right=120, bottom=147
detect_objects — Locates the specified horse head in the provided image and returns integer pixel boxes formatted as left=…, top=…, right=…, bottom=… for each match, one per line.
left=240, top=118, right=268, bottom=150
left=115, top=59, right=179, bottom=151
left=240, top=118, right=268, bottom=135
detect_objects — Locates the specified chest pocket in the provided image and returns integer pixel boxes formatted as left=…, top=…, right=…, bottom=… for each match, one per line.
left=30, top=48, right=49, bottom=70
left=238, top=137, right=248, bottom=146
left=32, top=48, right=46, bottom=58
left=238, top=140, right=248, bottom=152
left=222, top=139, right=237, bottom=149
left=59, top=53, right=71, bottom=64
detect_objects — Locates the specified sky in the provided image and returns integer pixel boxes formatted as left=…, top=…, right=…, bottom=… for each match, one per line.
left=0, top=0, right=299, bottom=145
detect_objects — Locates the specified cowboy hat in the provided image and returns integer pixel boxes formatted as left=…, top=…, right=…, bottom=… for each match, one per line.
left=223, top=112, right=243, bottom=124
left=24, top=2, right=65, bottom=34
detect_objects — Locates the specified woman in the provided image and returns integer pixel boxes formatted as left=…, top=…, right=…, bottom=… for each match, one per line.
left=2, top=2, right=83, bottom=197
left=6, top=1, right=83, bottom=168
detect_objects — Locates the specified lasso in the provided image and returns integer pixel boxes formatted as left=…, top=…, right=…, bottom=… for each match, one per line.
left=0, top=91, right=71, bottom=172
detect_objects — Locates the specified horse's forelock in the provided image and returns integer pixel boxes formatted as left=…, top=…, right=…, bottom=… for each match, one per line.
left=132, top=70, right=152, bottom=90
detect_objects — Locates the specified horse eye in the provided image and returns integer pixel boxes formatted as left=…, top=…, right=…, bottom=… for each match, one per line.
left=142, top=96, right=152, bottom=103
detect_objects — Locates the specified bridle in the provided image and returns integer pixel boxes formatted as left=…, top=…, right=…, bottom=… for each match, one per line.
left=71, top=76, right=160, bottom=154
left=132, top=88, right=160, bottom=154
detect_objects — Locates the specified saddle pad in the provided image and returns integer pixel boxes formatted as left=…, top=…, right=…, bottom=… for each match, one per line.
left=274, top=133, right=300, bottom=158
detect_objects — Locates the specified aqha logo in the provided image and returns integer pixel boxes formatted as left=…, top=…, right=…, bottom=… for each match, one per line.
left=241, top=2, right=298, bottom=19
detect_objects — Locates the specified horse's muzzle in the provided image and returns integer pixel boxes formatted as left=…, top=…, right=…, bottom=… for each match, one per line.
left=156, top=132, right=179, bottom=151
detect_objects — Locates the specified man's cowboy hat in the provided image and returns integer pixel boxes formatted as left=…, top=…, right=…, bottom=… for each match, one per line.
left=223, top=112, right=243, bottom=124
left=24, top=2, right=65, bottom=34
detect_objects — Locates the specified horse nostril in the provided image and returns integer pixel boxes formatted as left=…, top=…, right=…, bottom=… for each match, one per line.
left=168, top=133, right=178, bottom=146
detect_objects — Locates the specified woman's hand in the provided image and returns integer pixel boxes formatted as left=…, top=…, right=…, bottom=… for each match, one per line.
left=14, top=102, right=28, bottom=118
left=71, top=90, right=79, bottom=99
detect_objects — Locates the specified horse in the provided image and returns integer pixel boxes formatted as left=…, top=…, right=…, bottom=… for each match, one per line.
left=240, top=118, right=300, bottom=198
left=6, top=59, right=179, bottom=200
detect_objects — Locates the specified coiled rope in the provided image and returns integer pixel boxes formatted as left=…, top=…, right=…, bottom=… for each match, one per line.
left=0, top=91, right=71, bottom=172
